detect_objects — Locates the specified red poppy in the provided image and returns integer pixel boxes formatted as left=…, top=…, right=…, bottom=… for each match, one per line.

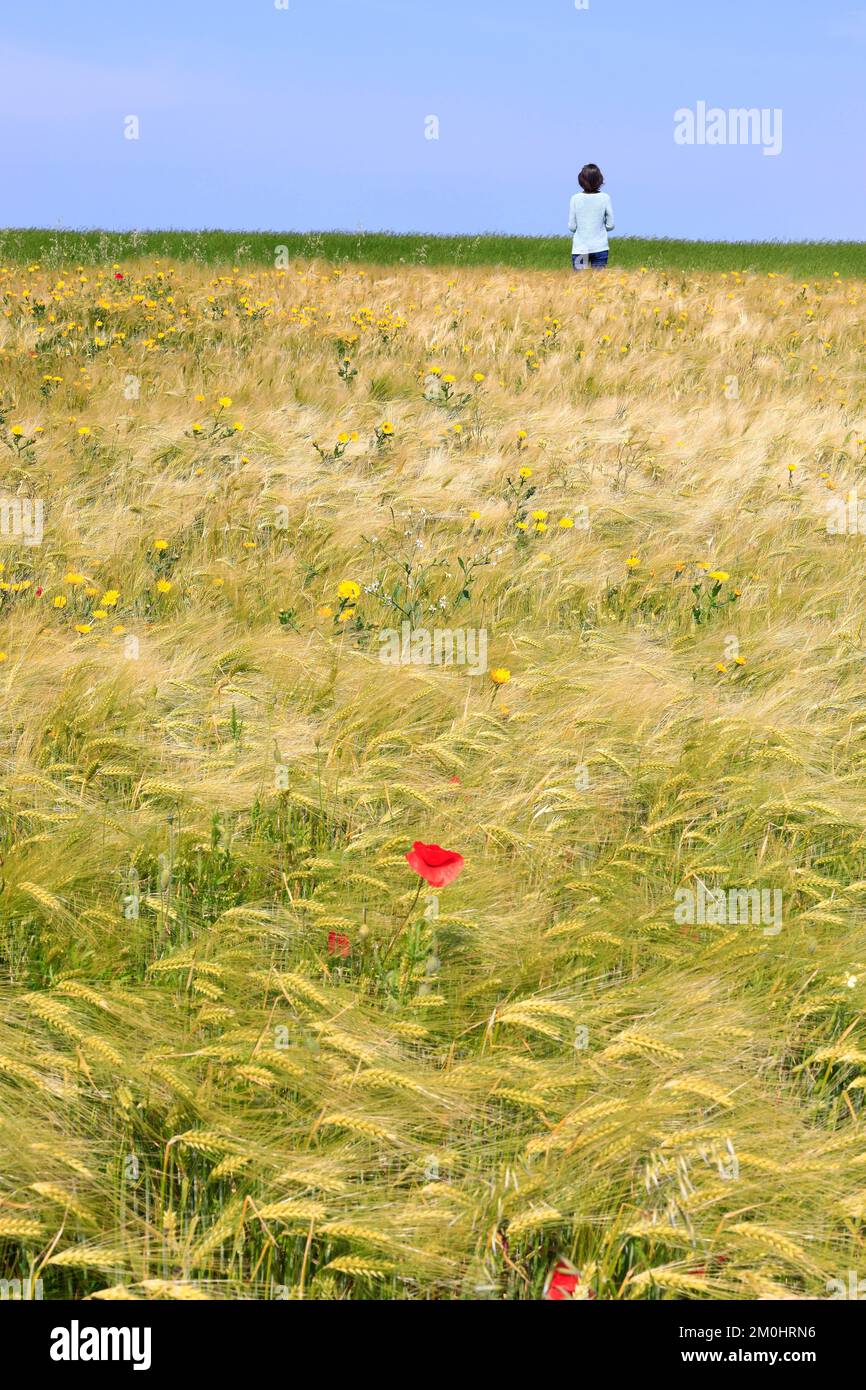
left=327, top=931, right=350, bottom=958
left=543, top=1259, right=592, bottom=1301
left=35, top=586, right=43, bottom=597
left=687, top=1254, right=728, bottom=1275
left=406, top=842, right=464, bottom=888
left=115, top=272, right=124, bottom=280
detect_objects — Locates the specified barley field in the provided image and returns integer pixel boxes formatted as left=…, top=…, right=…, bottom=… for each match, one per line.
left=1, top=252, right=866, bottom=1302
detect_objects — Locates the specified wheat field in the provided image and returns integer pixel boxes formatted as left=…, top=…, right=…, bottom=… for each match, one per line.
left=1, top=254, right=866, bottom=1301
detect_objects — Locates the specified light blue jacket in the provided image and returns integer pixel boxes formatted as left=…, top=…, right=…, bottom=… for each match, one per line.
left=568, top=192, right=615, bottom=254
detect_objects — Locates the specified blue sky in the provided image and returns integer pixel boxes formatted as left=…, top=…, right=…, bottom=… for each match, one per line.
left=2, top=0, right=864, bottom=239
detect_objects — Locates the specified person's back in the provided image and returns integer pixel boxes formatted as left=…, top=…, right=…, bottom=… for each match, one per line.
left=568, top=164, right=614, bottom=270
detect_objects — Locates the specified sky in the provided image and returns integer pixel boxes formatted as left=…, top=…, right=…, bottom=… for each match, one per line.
left=2, top=0, right=864, bottom=240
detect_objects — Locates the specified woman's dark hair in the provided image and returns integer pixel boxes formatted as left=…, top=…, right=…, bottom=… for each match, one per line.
left=578, top=163, right=604, bottom=193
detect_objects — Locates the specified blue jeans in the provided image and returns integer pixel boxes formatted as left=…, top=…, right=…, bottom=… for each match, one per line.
left=572, top=251, right=609, bottom=271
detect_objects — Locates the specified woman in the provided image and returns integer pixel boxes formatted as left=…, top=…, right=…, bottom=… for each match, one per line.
left=568, top=164, right=615, bottom=271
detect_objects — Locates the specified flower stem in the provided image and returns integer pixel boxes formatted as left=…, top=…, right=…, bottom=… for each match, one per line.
left=381, top=879, right=423, bottom=964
